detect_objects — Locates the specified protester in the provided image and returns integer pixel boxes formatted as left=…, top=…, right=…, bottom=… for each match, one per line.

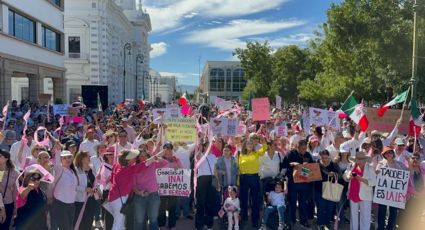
left=376, top=146, right=407, bottom=230
left=259, top=181, right=287, bottom=230
left=98, top=146, right=115, bottom=230
left=15, top=170, right=47, bottom=230
left=259, top=140, right=282, bottom=194
left=0, top=149, right=19, bottom=230
left=315, top=149, right=341, bottom=230
left=334, top=145, right=354, bottom=224
left=223, top=186, right=240, bottom=230
left=51, top=150, right=79, bottom=230
left=282, top=139, right=313, bottom=229
left=238, top=136, right=267, bottom=228
left=216, top=144, right=238, bottom=188
left=344, top=151, right=377, bottom=230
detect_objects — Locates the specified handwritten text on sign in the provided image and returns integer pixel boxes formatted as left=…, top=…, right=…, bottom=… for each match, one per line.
left=165, top=118, right=196, bottom=142
left=373, top=167, right=410, bottom=209
left=156, top=168, right=191, bottom=197
left=252, top=98, right=270, bottom=121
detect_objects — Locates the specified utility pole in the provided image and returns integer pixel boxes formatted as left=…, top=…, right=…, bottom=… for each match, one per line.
left=411, top=0, right=421, bottom=100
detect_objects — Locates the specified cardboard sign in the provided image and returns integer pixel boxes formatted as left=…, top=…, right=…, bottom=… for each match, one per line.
left=153, top=107, right=181, bottom=124
left=165, top=118, right=196, bottom=142
left=252, top=98, right=270, bottom=121
left=217, top=101, right=233, bottom=112
left=156, top=168, right=191, bottom=197
left=275, top=125, right=288, bottom=137
left=237, top=122, right=247, bottom=135
left=373, top=167, right=410, bottom=209
left=211, top=117, right=228, bottom=136
left=328, top=111, right=341, bottom=131
left=227, top=118, right=238, bottom=136
left=366, top=108, right=410, bottom=134
left=309, top=107, right=329, bottom=127
left=293, top=163, right=322, bottom=183
left=276, top=96, right=282, bottom=110
left=53, top=104, right=69, bottom=116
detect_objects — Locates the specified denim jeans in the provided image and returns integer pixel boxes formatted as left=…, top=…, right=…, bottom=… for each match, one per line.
left=262, top=205, right=286, bottom=225
left=133, top=192, right=160, bottom=230
left=175, top=196, right=191, bottom=217
left=378, top=204, right=398, bottom=230
left=315, top=192, right=335, bottom=226
left=288, top=182, right=309, bottom=224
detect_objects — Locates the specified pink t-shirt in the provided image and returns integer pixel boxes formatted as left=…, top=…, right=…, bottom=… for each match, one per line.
left=108, top=162, right=147, bottom=202
left=134, top=160, right=168, bottom=193
left=348, top=165, right=363, bottom=203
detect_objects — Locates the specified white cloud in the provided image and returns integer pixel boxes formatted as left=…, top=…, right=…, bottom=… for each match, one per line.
left=150, top=42, right=168, bottom=58
left=184, top=19, right=305, bottom=51
left=251, top=33, right=315, bottom=49
left=159, top=71, right=200, bottom=85
left=144, top=0, right=288, bottom=32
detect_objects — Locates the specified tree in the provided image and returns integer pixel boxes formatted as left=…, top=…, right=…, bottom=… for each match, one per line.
left=234, top=42, right=274, bottom=99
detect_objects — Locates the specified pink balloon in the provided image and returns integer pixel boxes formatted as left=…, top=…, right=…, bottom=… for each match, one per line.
left=181, top=105, right=192, bottom=116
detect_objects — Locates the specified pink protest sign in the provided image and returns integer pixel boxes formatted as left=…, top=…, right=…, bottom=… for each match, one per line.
left=252, top=98, right=270, bottom=121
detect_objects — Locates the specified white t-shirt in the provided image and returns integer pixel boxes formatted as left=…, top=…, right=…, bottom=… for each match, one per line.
left=90, top=155, right=103, bottom=175
left=197, top=154, right=217, bottom=177
left=10, top=140, right=35, bottom=170
left=259, top=151, right=281, bottom=179
left=174, top=144, right=195, bottom=169
left=395, top=150, right=411, bottom=167
left=79, top=139, right=100, bottom=157
left=223, top=197, right=240, bottom=212
left=268, top=191, right=285, bottom=206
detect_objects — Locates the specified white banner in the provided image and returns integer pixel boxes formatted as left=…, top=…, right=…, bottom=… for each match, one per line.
left=156, top=168, right=191, bottom=197
left=217, top=101, right=233, bottom=112
left=153, top=107, right=180, bottom=124
left=309, top=107, right=329, bottom=127
left=275, top=125, right=288, bottom=137
left=373, top=167, right=410, bottom=209
left=211, top=118, right=239, bottom=136
left=276, top=96, right=282, bottom=110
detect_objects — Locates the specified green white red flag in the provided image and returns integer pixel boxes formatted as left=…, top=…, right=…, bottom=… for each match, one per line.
left=409, top=96, right=422, bottom=137
left=339, top=95, right=369, bottom=131
left=377, top=89, right=409, bottom=117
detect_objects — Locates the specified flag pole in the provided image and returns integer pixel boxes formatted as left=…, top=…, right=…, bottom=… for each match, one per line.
left=339, top=91, right=355, bottom=109
left=399, top=86, right=411, bottom=121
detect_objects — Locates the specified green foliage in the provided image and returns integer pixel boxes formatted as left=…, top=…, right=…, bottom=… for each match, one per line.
left=235, top=0, right=425, bottom=104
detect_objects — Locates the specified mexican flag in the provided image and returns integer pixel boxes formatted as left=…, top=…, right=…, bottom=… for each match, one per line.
left=409, top=96, right=422, bottom=137
left=377, top=89, right=409, bottom=117
left=339, top=95, right=369, bottom=131
left=97, top=93, right=102, bottom=112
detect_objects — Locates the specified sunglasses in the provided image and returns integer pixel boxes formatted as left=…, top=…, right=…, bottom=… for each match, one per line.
left=30, top=175, right=41, bottom=181
left=411, top=157, right=420, bottom=161
left=35, top=148, right=46, bottom=151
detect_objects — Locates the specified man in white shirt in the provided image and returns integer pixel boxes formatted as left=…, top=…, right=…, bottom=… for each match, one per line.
left=116, top=130, right=132, bottom=153
left=79, top=128, right=100, bottom=157
left=121, top=118, right=136, bottom=143
left=10, top=129, right=35, bottom=171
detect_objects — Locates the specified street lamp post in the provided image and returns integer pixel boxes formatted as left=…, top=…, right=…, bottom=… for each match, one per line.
left=123, top=43, right=131, bottom=101
left=411, top=0, right=421, bottom=100
left=135, top=54, right=144, bottom=100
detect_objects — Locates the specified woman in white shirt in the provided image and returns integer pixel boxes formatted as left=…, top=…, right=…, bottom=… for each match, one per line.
left=74, top=151, right=97, bottom=230
left=51, top=150, right=79, bottom=230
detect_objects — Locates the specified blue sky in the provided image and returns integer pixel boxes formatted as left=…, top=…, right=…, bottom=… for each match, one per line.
left=143, top=0, right=342, bottom=86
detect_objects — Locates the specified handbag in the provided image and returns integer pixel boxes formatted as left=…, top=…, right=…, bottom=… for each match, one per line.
left=206, top=157, right=221, bottom=191
left=116, top=182, right=134, bottom=215
left=322, top=174, right=343, bottom=202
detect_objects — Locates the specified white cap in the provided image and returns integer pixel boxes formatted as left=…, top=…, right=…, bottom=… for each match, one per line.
left=125, top=149, right=140, bottom=160
left=394, top=137, right=405, bottom=146
left=60, top=150, right=73, bottom=157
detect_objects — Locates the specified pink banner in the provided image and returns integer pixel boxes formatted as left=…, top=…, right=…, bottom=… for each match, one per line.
left=252, top=98, right=270, bottom=121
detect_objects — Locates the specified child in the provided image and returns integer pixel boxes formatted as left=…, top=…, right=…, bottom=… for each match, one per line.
left=223, top=186, right=240, bottom=230
left=260, top=181, right=287, bottom=230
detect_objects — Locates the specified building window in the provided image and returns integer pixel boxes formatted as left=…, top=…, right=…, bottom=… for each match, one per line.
left=8, top=10, right=36, bottom=43
left=232, top=69, right=246, bottom=92
left=49, top=0, right=61, bottom=7
left=68, top=36, right=80, bottom=58
left=42, top=26, right=61, bottom=52
left=209, top=68, right=225, bottom=92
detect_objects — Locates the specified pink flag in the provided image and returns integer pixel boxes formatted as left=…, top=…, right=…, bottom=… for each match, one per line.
left=1, top=101, right=8, bottom=130
left=34, top=127, right=50, bottom=146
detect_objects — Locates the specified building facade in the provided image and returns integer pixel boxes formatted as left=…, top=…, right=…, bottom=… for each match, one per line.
left=148, top=69, right=176, bottom=104
left=198, top=61, right=246, bottom=103
left=64, top=0, right=151, bottom=104
left=0, top=0, right=66, bottom=106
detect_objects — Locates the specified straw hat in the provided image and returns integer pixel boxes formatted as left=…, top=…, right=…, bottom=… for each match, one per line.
left=351, top=151, right=371, bottom=163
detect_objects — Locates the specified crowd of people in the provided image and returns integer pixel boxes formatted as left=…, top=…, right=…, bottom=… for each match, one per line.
left=0, top=99, right=424, bottom=230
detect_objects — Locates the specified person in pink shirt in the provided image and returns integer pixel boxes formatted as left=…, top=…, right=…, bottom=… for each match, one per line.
left=132, top=149, right=167, bottom=230
left=107, top=149, right=148, bottom=230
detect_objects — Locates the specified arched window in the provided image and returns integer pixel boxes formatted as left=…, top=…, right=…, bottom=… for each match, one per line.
left=210, top=68, right=225, bottom=91
left=232, top=69, right=246, bottom=92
